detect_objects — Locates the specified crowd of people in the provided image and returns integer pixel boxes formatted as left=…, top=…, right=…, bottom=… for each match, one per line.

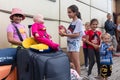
left=59, top=5, right=120, bottom=80
left=5, top=4, right=120, bottom=80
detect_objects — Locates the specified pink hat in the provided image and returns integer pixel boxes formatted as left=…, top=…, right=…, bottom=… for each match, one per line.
left=10, top=8, right=25, bottom=20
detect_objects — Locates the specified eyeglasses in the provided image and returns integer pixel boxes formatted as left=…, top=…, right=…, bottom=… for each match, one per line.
left=14, top=14, right=23, bottom=17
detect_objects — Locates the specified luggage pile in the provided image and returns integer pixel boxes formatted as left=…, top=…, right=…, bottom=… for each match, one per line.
left=0, top=38, right=71, bottom=80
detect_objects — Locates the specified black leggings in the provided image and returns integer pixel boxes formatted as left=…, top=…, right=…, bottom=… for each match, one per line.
left=87, top=48, right=100, bottom=76
left=83, top=48, right=89, bottom=67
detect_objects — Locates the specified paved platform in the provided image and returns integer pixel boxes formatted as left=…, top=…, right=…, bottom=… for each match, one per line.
left=80, top=54, right=120, bottom=80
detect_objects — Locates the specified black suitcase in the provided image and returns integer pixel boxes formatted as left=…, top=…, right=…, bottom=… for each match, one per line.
left=17, top=49, right=71, bottom=80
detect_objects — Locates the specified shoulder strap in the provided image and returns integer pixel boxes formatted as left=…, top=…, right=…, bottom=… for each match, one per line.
left=91, top=31, right=100, bottom=40
left=12, top=24, right=23, bottom=41
left=28, top=25, right=32, bottom=37
left=1, top=63, right=16, bottom=80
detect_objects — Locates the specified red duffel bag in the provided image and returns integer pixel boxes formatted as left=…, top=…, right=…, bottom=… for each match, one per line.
left=0, top=65, right=17, bottom=80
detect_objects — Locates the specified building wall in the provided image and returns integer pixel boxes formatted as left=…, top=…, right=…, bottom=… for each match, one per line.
left=0, top=0, right=112, bottom=48
left=112, top=0, right=116, bottom=13
left=116, top=0, right=120, bottom=14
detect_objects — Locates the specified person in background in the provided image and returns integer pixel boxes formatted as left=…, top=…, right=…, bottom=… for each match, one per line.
left=82, top=19, right=101, bottom=80
left=59, top=5, right=84, bottom=75
left=82, top=22, right=90, bottom=71
left=116, top=15, right=120, bottom=42
left=104, top=13, right=118, bottom=55
left=7, top=8, right=27, bottom=48
left=100, top=33, right=114, bottom=80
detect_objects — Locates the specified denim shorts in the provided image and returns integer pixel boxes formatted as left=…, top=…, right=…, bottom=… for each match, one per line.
left=67, top=40, right=80, bottom=52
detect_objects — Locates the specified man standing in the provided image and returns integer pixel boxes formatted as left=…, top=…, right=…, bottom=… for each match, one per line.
left=104, top=13, right=118, bottom=55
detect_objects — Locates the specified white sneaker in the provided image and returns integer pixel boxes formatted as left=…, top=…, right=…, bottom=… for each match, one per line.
left=88, top=75, right=96, bottom=80
left=85, top=66, right=88, bottom=71
left=78, top=76, right=83, bottom=80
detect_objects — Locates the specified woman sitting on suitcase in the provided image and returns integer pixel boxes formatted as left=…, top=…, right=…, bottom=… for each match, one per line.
left=31, top=14, right=59, bottom=51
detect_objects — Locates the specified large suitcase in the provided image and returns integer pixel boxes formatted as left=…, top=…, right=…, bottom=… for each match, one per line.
left=17, top=49, right=70, bottom=80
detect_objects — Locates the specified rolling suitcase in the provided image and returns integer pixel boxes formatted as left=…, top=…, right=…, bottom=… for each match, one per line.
left=34, top=50, right=70, bottom=80
left=17, top=48, right=71, bottom=80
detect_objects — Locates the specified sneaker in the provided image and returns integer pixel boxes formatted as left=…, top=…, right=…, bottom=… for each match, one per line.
left=94, top=75, right=101, bottom=79
left=88, top=75, right=96, bottom=80
left=81, top=76, right=89, bottom=80
left=78, top=76, right=83, bottom=80
left=85, top=66, right=88, bottom=71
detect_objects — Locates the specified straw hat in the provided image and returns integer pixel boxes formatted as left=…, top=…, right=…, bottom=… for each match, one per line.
left=10, top=8, right=25, bottom=20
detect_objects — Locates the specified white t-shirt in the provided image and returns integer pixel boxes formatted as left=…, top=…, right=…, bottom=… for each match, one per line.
left=67, top=19, right=84, bottom=41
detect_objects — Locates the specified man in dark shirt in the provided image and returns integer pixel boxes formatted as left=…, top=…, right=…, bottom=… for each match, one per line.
left=104, top=13, right=118, bottom=54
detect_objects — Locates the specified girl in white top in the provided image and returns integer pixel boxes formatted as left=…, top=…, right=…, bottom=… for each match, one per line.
left=59, top=5, right=84, bottom=75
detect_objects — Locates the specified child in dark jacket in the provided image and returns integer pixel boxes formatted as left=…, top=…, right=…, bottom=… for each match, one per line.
left=100, top=33, right=114, bottom=80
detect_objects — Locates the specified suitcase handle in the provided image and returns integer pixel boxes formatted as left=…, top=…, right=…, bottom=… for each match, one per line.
left=25, top=63, right=29, bottom=72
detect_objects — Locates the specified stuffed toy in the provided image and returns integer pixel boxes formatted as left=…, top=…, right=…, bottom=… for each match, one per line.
left=59, top=25, right=66, bottom=34
left=31, top=14, right=59, bottom=51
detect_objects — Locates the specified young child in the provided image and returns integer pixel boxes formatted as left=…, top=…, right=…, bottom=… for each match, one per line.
left=59, top=5, right=84, bottom=75
left=31, top=14, right=59, bottom=51
left=82, top=19, right=101, bottom=80
left=82, top=22, right=90, bottom=70
left=7, top=8, right=27, bottom=48
left=100, top=33, right=114, bottom=80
